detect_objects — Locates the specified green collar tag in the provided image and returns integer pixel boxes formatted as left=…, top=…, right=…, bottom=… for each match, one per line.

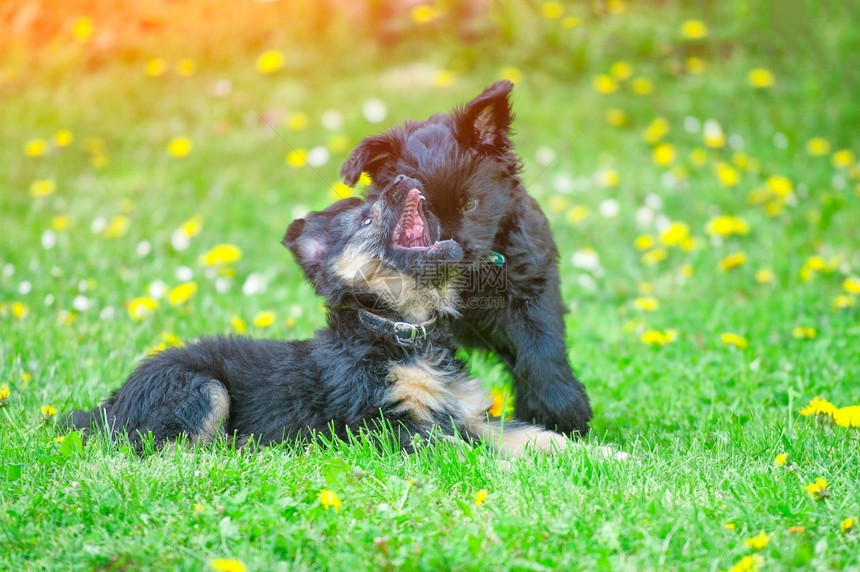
left=489, top=251, right=505, bottom=266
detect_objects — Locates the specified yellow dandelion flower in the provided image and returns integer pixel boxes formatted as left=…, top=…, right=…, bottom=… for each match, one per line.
left=843, top=277, right=860, bottom=294
left=72, top=17, right=94, bottom=43
left=706, top=215, right=749, bottom=237
left=606, top=0, right=626, bottom=14
left=634, top=235, right=654, bottom=251
left=833, top=406, right=860, bottom=428
left=231, top=315, right=247, bottom=334
left=774, top=453, right=788, bottom=467
left=631, top=77, right=653, bottom=95
left=800, top=396, right=836, bottom=418
left=317, top=488, right=342, bottom=512
left=680, top=19, right=708, bottom=40
left=201, top=244, right=242, bottom=266
left=642, top=248, right=667, bottom=266
left=690, top=147, right=708, bottom=167
left=720, top=332, right=748, bottom=349
left=178, top=215, right=203, bottom=238
left=755, top=269, right=774, bottom=284
left=788, top=526, right=805, bottom=534
left=286, top=149, right=307, bottom=168
left=12, top=302, right=29, bottom=319
left=256, top=50, right=284, bottom=74
left=680, top=264, right=694, bottom=278
left=287, top=112, right=309, bottom=131
left=834, top=294, right=855, bottom=310
left=643, top=117, right=670, bottom=144
left=499, top=66, right=523, bottom=84
left=488, top=387, right=513, bottom=418
left=561, top=16, right=581, bottom=29
left=605, top=108, right=627, bottom=126
left=210, top=559, right=247, bottom=572
left=331, top=182, right=353, bottom=200
left=593, top=75, right=618, bottom=94
left=645, top=329, right=677, bottom=346
left=725, top=523, right=736, bottom=531
left=474, top=489, right=489, bottom=506
left=832, top=149, right=856, bottom=169
left=167, top=137, right=192, bottom=158
left=253, top=311, right=276, bottom=328
left=610, top=61, right=633, bottom=80
left=54, top=435, right=66, bottom=443
left=841, top=517, right=857, bottom=533
left=29, top=179, right=56, bottom=198
left=744, top=530, right=771, bottom=550
left=729, top=554, right=763, bottom=572
left=805, top=137, right=830, bottom=156
left=566, top=205, right=588, bottom=224
left=541, top=1, right=564, bottom=19
left=54, top=129, right=74, bottom=147
left=703, top=121, right=726, bottom=148
left=358, top=173, right=372, bottom=187
left=548, top=196, right=569, bottom=213
left=25, top=139, right=48, bottom=157
left=685, top=57, right=706, bottom=75
left=598, top=169, right=619, bottom=187
left=653, top=143, right=676, bottom=166
left=718, top=252, right=746, bottom=272
left=410, top=4, right=441, bottom=24
left=633, top=297, right=659, bottom=311
left=144, top=58, right=167, bottom=77
left=169, top=282, right=197, bottom=306
left=0, top=383, right=10, bottom=406
left=41, top=405, right=58, bottom=419
left=175, top=59, right=197, bottom=77
left=791, top=326, right=816, bottom=339
left=660, top=222, right=689, bottom=246
left=803, top=477, right=829, bottom=500
left=327, top=135, right=350, bottom=153
left=128, top=297, right=158, bottom=321
left=766, top=175, right=792, bottom=196
left=748, top=68, right=775, bottom=89
left=715, top=162, right=739, bottom=186
left=104, top=215, right=129, bottom=238
left=433, top=69, right=455, bottom=88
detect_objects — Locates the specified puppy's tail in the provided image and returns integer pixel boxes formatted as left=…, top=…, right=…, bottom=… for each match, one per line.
left=61, top=406, right=110, bottom=432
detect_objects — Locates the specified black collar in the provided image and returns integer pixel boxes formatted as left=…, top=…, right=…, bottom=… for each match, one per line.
left=357, top=309, right=437, bottom=347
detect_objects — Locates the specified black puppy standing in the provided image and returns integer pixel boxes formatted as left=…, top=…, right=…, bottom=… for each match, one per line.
left=67, top=177, right=568, bottom=456
left=341, top=81, right=593, bottom=436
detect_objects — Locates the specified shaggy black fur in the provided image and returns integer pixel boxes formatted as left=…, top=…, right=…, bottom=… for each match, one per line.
left=65, top=177, right=567, bottom=456
left=340, top=81, right=593, bottom=436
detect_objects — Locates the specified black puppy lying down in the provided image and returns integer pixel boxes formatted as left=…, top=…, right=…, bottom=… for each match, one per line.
left=67, top=177, right=568, bottom=456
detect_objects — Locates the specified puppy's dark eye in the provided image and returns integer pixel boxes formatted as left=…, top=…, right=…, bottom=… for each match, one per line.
left=461, top=199, right=478, bottom=213
left=361, top=217, right=373, bottom=227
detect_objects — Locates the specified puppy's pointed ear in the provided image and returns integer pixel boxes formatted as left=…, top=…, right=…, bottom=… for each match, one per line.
left=340, top=134, right=395, bottom=186
left=456, top=80, right=515, bottom=153
left=282, top=198, right=364, bottom=279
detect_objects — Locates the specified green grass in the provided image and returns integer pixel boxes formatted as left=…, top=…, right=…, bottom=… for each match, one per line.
left=2, top=1, right=860, bottom=570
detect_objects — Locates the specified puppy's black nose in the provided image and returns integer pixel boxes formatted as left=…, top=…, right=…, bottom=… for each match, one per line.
left=393, top=174, right=408, bottom=184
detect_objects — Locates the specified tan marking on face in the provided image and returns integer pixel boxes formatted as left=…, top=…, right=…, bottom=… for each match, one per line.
left=387, top=361, right=455, bottom=424
left=333, top=244, right=457, bottom=322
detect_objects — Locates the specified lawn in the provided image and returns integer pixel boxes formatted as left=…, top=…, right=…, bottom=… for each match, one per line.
left=1, top=1, right=859, bottom=570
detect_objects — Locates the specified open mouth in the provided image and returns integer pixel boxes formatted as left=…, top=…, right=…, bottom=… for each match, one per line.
left=393, top=188, right=432, bottom=249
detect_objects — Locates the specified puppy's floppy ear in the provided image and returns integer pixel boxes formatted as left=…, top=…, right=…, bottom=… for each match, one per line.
left=456, top=80, right=515, bottom=153
left=283, top=198, right=364, bottom=278
left=340, top=134, right=395, bottom=186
